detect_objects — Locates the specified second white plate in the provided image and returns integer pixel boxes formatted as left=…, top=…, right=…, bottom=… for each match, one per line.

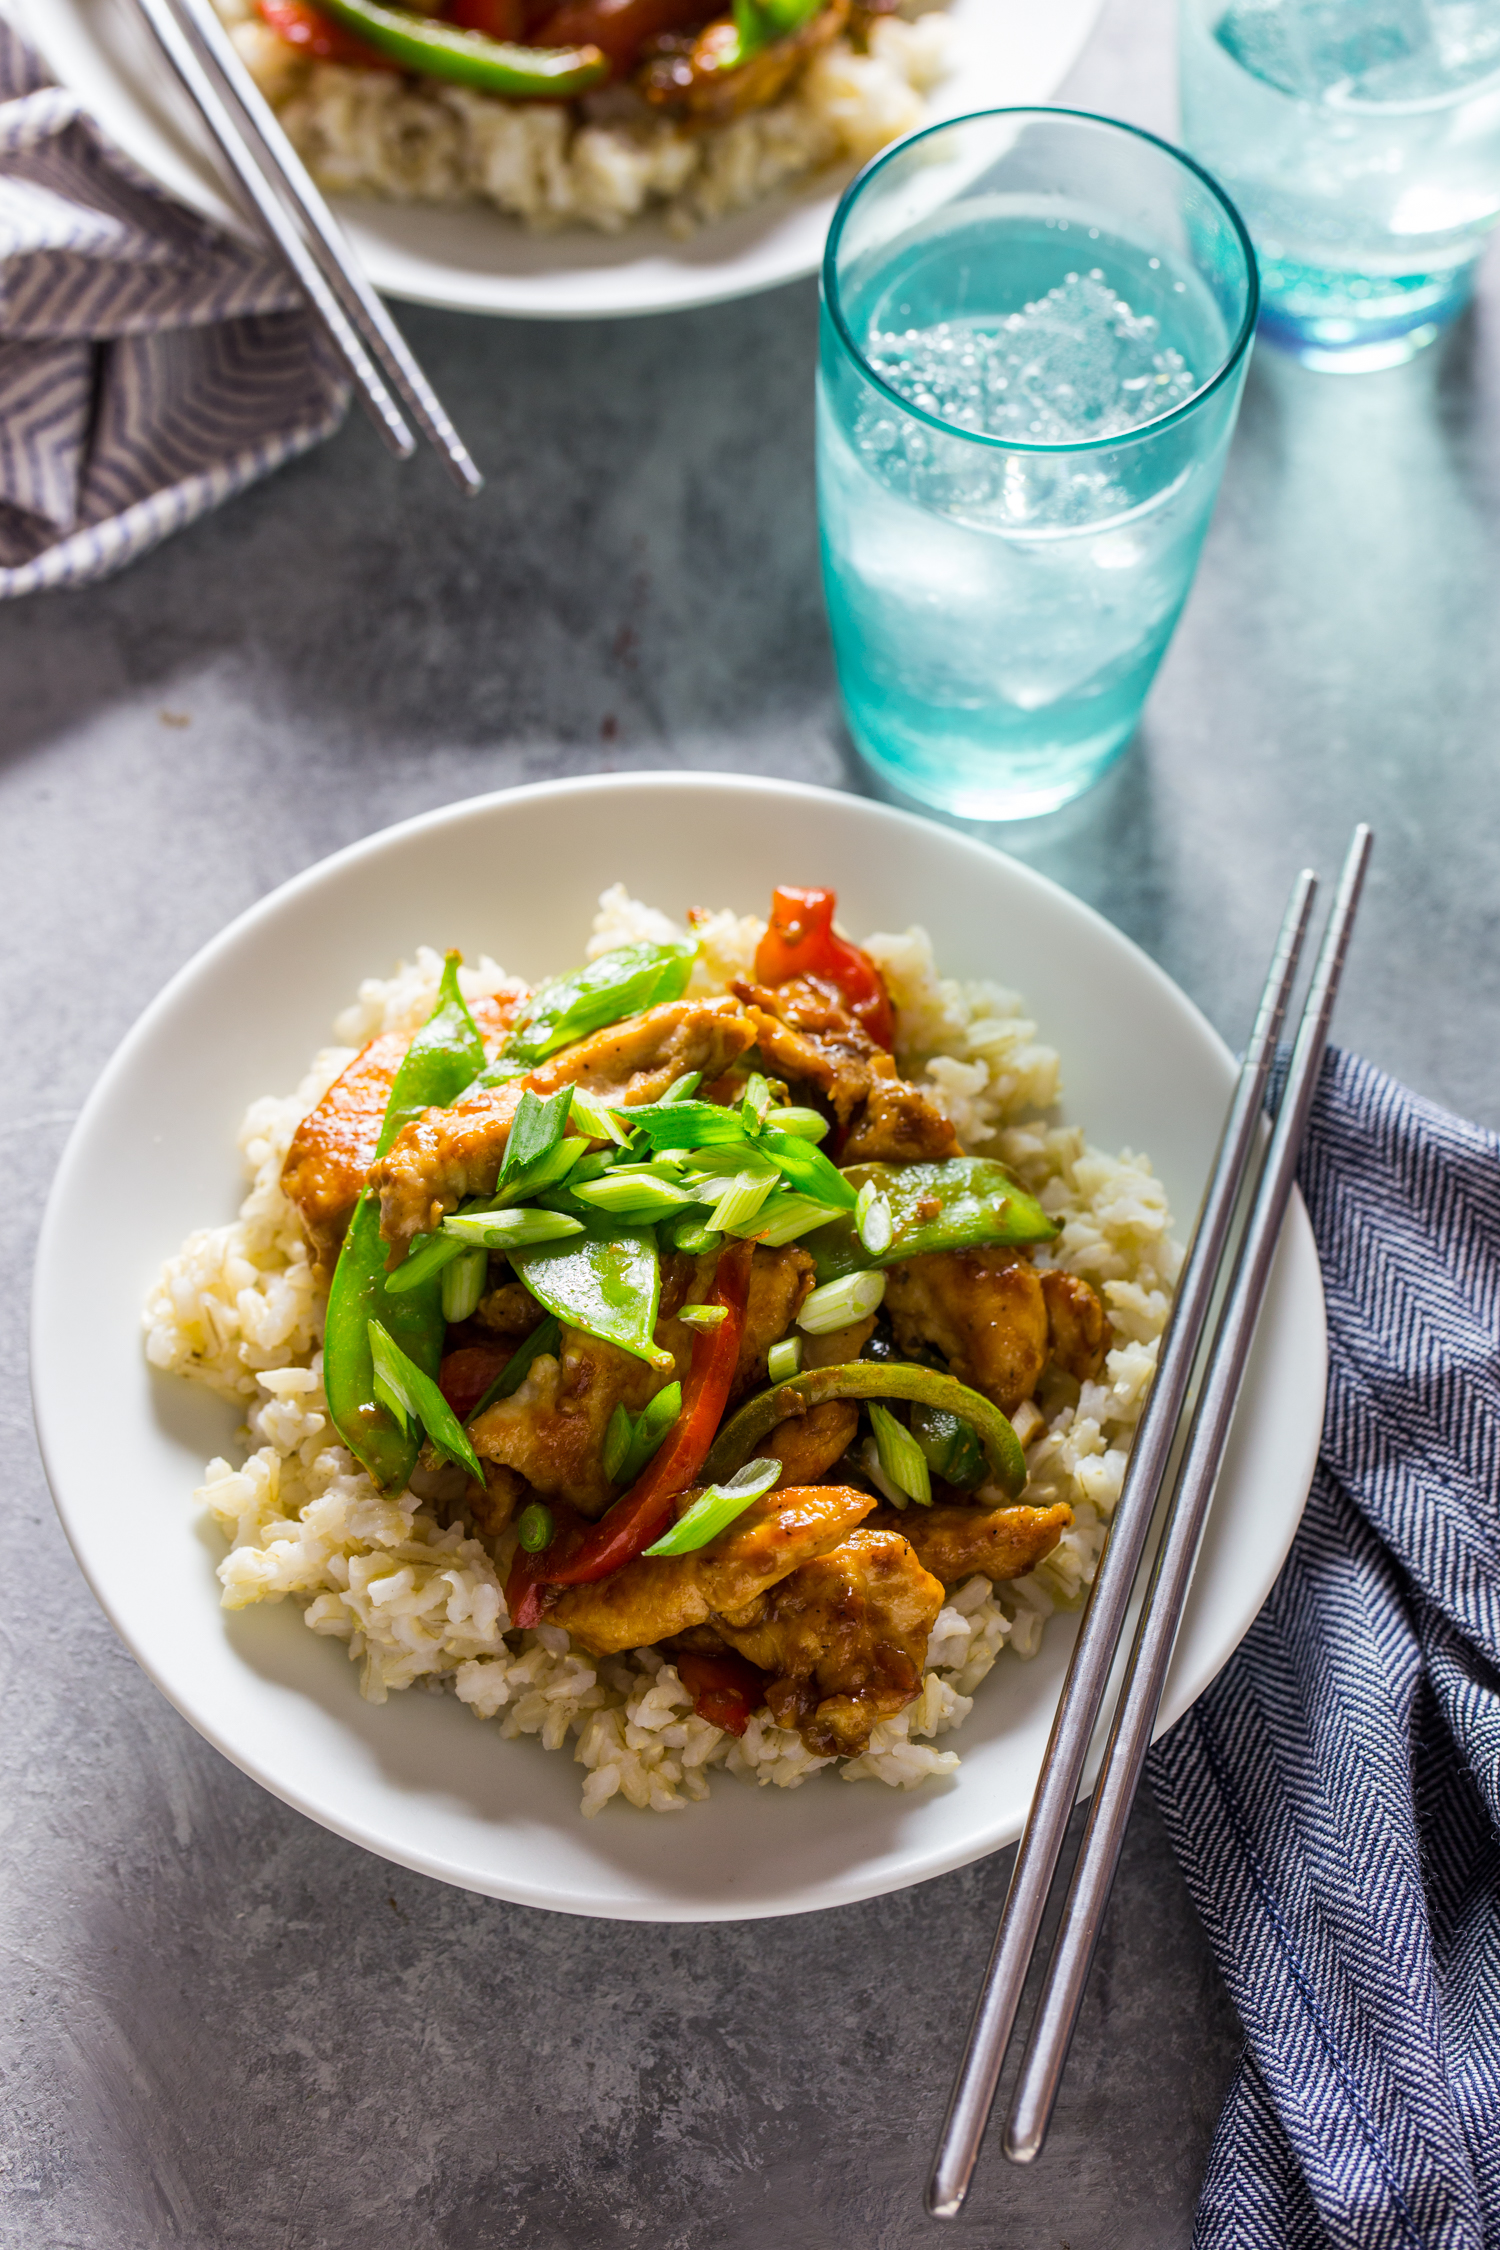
left=8, top=0, right=1103, bottom=316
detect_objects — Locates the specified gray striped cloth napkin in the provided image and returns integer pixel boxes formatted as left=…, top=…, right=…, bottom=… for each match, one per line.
left=0, top=16, right=346, bottom=598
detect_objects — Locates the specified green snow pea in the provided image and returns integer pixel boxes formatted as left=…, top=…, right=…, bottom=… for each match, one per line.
left=508, top=1220, right=672, bottom=1373
left=325, top=953, right=486, bottom=1490
left=470, top=941, right=696, bottom=1087
left=701, top=1360, right=1027, bottom=1499
left=802, top=1158, right=1059, bottom=1285
left=316, top=0, right=608, bottom=97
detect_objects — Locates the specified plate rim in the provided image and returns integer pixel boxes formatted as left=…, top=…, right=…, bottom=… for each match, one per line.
left=30, top=772, right=1326, bottom=1920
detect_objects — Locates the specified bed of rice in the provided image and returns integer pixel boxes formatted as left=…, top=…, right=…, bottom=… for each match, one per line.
left=143, top=888, right=1179, bottom=1817
left=211, top=0, right=951, bottom=236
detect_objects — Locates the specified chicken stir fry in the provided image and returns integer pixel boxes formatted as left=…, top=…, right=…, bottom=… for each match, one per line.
left=290, top=887, right=1112, bottom=1768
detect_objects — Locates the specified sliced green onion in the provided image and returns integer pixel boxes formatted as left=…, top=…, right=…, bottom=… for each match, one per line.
left=774, top=1107, right=829, bottom=1141
left=443, top=1208, right=585, bottom=1251
left=797, top=1269, right=887, bottom=1335
left=618, top=1381, right=681, bottom=1484
left=677, top=1302, right=728, bottom=1329
left=441, top=1245, right=488, bottom=1324
left=385, top=1229, right=468, bottom=1295
left=861, top=1433, right=906, bottom=1510
left=762, top=1128, right=857, bottom=1209
left=569, top=1172, right=696, bottom=1219
left=723, top=1192, right=849, bottom=1247
left=708, top=1169, right=777, bottom=1233
left=569, top=1084, right=630, bottom=1145
left=681, top=1142, right=777, bottom=1181
left=741, top=1073, right=774, bottom=1135
left=500, top=1134, right=589, bottom=1203
left=662, top=1214, right=722, bottom=1256
left=516, top=1501, right=554, bottom=1552
left=623, top=1101, right=751, bottom=1154
left=466, top=1314, right=561, bottom=1423
left=767, top=1335, right=802, bottom=1384
left=868, top=1401, right=931, bottom=1506
left=643, top=1457, right=780, bottom=1557
left=566, top=1149, right=614, bottom=1185
left=602, top=1401, right=634, bottom=1485
left=661, top=1071, right=702, bottom=1104
left=367, top=1318, right=484, bottom=1484
left=496, top=1086, right=572, bottom=1188
left=856, top=1179, right=895, bottom=1257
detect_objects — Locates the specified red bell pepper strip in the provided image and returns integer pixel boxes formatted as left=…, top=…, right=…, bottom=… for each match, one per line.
left=674, top=1649, right=766, bottom=1736
left=437, top=1343, right=511, bottom=1420
left=257, top=0, right=397, bottom=68
left=754, top=885, right=895, bottom=1051
left=505, top=1238, right=754, bottom=1627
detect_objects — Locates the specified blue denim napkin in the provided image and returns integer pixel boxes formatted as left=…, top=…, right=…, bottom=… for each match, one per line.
left=0, top=19, right=345, bottom=596
left=1149, top=1049, right=1500, bottom=2249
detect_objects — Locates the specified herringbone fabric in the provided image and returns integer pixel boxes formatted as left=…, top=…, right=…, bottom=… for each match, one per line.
left=0, top=19, right=346, bottom=596
left=1148, top=1049, right=1500, bottom=2249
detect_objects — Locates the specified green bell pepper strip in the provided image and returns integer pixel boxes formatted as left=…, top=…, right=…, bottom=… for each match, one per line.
left=325, top=954, right=486, bottom=1489
left=701, top=1361, right=1028, bottom=1499
left=465, top=1314, right=562, bottom=1425
left=314, top=0, right=608, bottom=96
left=802, top=1157, right=1059, bottom=1285
left=910, top=1402, right=986, bottom=1490
left=508, top=1221, right=672, bottom=1372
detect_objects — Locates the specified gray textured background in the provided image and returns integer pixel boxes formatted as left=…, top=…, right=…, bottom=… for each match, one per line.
left=6, top=0, right=1500, bottom=2242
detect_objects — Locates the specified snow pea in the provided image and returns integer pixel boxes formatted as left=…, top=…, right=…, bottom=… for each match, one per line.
left=325, top=954, right=486, bottom=1489
left=802, top=1157, right=1059, bottom=1285
left=314, top=0, right=609, bottom=95
left=470, top=941, right=696, bottom=1088
left=507, top=1220, right=672, bottom=1373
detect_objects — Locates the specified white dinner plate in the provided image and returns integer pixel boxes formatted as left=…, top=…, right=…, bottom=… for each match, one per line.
left=31, top=774, right=1326, bottom=1923
left=5, top=0, right=1103, bottom=317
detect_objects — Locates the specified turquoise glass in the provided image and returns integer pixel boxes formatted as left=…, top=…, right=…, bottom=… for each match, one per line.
left=817, top=109, right=1257, bottom=823
left=1181, top=0, right=1500, bottom=371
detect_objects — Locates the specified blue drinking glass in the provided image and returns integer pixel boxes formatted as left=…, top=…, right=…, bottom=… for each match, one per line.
left=1181, top=0, right=1500, bottom=371
left=817, top=109, right=1258, bottom=824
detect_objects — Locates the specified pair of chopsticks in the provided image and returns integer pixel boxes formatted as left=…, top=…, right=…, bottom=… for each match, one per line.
left=131, top=0, right=482, bottom=494
left=928, top=823, right=1374, bottom=2218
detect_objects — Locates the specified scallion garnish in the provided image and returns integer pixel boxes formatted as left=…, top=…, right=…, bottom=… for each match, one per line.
left=602, top=1401, right=634, bottom=1485
left=367, top=1318, right=484, bottom=1484
left=642, top=1457, right=781, bottom=1557
left=766, top=1335, right=802, bottom=1383
left=868, top=1400, right=931, bottom=1506
left=568, top=1084, right=630, bottom=1145
left=516, top=1501, right=554, bottom=1552
left=677, top=1302, right=728, bottom=1329
left=741, top=1072, right=774, bottom=1135
left=442, top=1208, right=585, bottom=1251
left=385, top=1229, right=468, bottom=1295
left=721, top=1191, right=849, bottom=1246
left=441, top=1245, right=488, bottom=1324
left=663, top=1214, right=722, bottom=1256
left=856, top=1178, right=895, bottom=1257
left=617, top=1381, right=682, bottom=1484
left=708, top=1169, right=777, bottom=1233
left=568, top=1173, right=697, bottom=1219
left=772, top=1107, right=829, bottom=1142
left=797, top=1268, right=887, bottom=1334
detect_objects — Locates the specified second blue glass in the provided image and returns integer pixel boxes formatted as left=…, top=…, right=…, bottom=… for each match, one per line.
left=818, top=109, right=1258, bottom=821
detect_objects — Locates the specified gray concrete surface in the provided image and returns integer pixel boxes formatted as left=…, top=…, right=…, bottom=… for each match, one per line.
left=5, top=0, right=1499, bottom=2243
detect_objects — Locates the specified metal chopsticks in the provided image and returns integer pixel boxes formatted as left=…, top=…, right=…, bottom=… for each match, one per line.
left=926, top=863, right=1320, bottom=2222
left=1002, top=823, right=1373, bottom=2166
left=131, top=0, right=482, bottom=493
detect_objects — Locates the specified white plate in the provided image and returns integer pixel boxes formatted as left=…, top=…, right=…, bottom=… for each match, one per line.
left=31, top=775, right=1326, bottom=1923
left=6, top=0, right=1103, bottom=317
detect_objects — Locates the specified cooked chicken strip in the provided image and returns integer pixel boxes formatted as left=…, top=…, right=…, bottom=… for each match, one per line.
left=732, top=1244, right=814, bottom=1401
left=281, top=992, right=521, bottom=1278
left=374, top=996, right=757, bottom=1257
left=733, top=976, right=894, bottom=1123
left=872, top=1500, right=1073, bottom=1587
left=716, top=1526, right=944, bottom=1757
left=551, top=1484, right=875, bottom=1655
left=1040, top=1269, right=1110, bottom=1385
left=763, top=1398, right=861, bottom=1487
left=471, top=1328, right=675, bottom=1517
left=884, top=1248, right=1051, bottom=1416
left=840, top=1076, right=960, bottom=1165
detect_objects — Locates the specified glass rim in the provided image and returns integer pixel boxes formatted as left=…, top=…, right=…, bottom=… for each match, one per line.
left=821, top=105, right=1261, bottom=457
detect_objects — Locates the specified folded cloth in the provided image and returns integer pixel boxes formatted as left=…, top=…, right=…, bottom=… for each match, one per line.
left=1148, top=1050, right=1500, bottom=2249
left=0, top=17, right=346, bottom=597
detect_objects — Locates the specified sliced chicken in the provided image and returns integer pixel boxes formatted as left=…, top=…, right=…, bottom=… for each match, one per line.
left=471, top=1327, right=673, bottom=1517
left=551, top=1484, right=875, bottom=1655
left=641, top=0, right=848, bottom=122
left=872, top=1500, right=1073, bottom=1587
left=763, top=1397, right=861, bottom=1487
left=374, top=996, right=757, bottom=1257
left=840, top=1076, right=960, bottom=1165
left=801, top=1314, right=877, bottom=1369
left=1040, top=1269, right=1110, bottom=1385
left=732, top=1244, right=814, bottom=1400
left=716, top=1526, right=944, bottom=1756
left=733, top=975, right=894, bottom=1124
left=281, top=992, right=521, bottom=1278
left=884, top=1248, right=1051, bottom=1416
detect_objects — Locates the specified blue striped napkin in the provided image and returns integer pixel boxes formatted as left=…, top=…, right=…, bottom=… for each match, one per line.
left=0, top=18, right=345, bottom=597
left=1149, top=1049, right=1500, bottom=2249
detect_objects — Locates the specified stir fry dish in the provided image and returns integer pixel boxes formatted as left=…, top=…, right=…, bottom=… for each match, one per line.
left=282, top=886, right=1107, bottom=1761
